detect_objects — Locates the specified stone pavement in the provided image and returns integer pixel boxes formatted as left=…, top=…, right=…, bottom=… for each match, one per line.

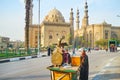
left=92, top=55, right=120, bottom=80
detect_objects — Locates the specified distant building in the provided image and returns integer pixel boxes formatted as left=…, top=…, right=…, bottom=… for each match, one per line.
left=9, top=40, right=24, bottom=49
left=0, top=36, right=10, bottom=50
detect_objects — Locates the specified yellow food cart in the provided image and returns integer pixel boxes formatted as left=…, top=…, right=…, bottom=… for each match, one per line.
left=47, top=38, right=81, bottom=80
left=47, top=56, right=81, bottom=80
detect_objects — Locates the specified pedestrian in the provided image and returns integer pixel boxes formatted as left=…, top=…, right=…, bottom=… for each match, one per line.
left=105, top=47, right=108, bottom=52
left=79, top=49, right=89, bottom=80
left=72, top=48, right=75, bottom=55
left=47, top=47, right=51, bottom=56
left=62, top=48, right=71, bottom=66
left=88, top=48, right=91, bottom=53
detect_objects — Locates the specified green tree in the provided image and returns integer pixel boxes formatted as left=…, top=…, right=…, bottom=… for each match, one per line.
left=66, top=34, right=72, bottom=45
left=95, top=39, right=108, bottom=49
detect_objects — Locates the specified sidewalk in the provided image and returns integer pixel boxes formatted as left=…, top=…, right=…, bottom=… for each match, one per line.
left=93, top=56, right=120, bottom=80
left=0, top=52, right=48, bottom=63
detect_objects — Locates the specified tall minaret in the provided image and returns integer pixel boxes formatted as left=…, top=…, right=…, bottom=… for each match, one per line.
left=69, top=8, right=74, bottom=45
left=76, top=9, right=80, bottom=30
left=70, top=8, right=74, bottom=28
left=82, top=0, right=89, bottom=28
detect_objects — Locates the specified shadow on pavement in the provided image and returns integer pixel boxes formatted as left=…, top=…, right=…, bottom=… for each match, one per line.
left=92, top=73, right=120, bottom=80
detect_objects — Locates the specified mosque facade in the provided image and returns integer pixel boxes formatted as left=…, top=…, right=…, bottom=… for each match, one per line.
left=74, top=1, right=120, bottom=48
left=25, top=1, right=120, bottom=48
left=28, top=8, right=74, bottom=47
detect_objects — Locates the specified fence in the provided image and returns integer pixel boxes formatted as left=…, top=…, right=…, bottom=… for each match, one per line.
left=0, top=48, right=38, bottom=59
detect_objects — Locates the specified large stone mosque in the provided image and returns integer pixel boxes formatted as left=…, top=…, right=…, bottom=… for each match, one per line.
left=28, top=8, right=74, bottom=47
left=25, top=1, right=120, bottom=48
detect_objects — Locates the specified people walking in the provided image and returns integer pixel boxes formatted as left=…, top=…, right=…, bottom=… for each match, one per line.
left=79, top=49, right=89, bottom=80
left=88, top=48, right=91, bottom=53
left=47, top=47, right=51, bottom=56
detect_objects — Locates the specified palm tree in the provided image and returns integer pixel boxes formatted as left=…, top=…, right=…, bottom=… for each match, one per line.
left=25, top=0, right=31, bottom=53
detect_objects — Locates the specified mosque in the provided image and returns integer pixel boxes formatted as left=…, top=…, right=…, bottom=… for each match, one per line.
left=74, top=1, right=120, bottom=48
left=28, top=7, right=74, bottom=48
left=25, top=1, right=120, bottom=48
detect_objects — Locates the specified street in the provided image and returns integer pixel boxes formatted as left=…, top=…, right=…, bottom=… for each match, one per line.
left=0, top=50, right=120, bottom=80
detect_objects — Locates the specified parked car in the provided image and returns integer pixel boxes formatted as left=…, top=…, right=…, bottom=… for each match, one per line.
left=94, top=47, right=99, bottom=50
left=78, top=47, right=88, bottom=52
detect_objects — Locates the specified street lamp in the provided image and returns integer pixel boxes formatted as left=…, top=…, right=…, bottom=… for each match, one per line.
left=37, top=0, right=41, bottom=57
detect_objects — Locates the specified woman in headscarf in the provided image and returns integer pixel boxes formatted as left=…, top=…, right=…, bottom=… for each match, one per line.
left=62, top=48, right=71, bottom=65
left=79, top=49, right=89, bottom=80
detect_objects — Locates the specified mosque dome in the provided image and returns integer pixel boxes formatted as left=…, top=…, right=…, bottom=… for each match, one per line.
left=44, top=8, right=65, bottom=23
left=102, top=20, right=107, bottom=25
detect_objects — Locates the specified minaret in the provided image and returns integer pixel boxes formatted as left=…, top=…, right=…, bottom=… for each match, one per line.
left=69, top=8, right=74, bottom=45
left=70, top=8, right=74, bottom=28
left=76, top=9, right=80, bottom=30
left=82, top=0, right=89, bottom=28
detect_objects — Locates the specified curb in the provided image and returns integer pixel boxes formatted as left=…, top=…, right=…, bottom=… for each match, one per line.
left=0, top=55, right=47, bottom=64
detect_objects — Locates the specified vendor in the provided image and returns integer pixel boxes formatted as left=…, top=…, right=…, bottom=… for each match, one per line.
left=62, top=48, right=71, bottom=66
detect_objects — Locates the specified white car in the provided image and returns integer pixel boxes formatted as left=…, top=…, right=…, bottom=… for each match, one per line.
left=78, top=47, right=84, bottom=52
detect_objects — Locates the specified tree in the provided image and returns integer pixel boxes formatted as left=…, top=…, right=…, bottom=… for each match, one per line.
left=66, top=34, right=72, bottom=45
left=95, top=39, right=108, bottom=49
left=25, top=0, right=31, bottom=52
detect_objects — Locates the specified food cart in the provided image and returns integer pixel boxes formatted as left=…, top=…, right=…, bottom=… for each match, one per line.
left=47, top=38, right=81, bottom=80
left=47, top=56, right=81, bottom=80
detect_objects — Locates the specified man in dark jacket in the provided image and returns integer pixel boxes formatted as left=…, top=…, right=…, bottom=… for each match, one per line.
left=47, top=47, right=51, bottom=56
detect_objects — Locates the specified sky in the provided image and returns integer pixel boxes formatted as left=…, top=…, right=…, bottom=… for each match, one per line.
left=0, top=0, right=120, bottom=41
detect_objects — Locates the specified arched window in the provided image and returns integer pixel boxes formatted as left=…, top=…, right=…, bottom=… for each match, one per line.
left=56, top=19, right=58, bottom=22
left=105, top=30, right=108, bottom=39
left=62, top=35, right=65, bottom=39
left=111, top=32, right=118, bottom=39
left=49, top=35, right=52, bottom=39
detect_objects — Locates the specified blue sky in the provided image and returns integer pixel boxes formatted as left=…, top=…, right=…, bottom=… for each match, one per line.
left=0, top=0, right=120, bottom=41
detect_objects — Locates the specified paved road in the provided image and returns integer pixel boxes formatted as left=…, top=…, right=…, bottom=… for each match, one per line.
left=88, top=50, right=120, bottom=80
left=0, top=50, right=120, bottom=80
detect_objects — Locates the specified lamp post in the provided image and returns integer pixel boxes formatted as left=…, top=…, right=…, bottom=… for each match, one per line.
left=37, top=0, right=40, bottom=57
